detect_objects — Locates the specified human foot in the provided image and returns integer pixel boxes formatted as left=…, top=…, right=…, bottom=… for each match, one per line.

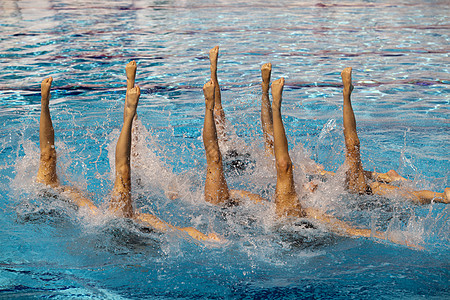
left=41, top=77, right=53, bottom=104
left=207, top=232, right=221, bottom=241
left=125, top=86, right=140, bottom=119
left=261, top=63, right=272, bottom=86
left=203, top=80, right=215, bottom=110
left=209, top=46, right=219, bottom=69
left=181, top=226, right=222, bottom=242
left=271, top=77, right=285, bottom=109
left=341, top=67, right=354, bottom=93
left=261, top=63, right=272, bottom=96
left=387, top=169, right=408, bottom=182
left=443, top=188, right=450, bottom=204
left=126, top=60, right=137, bottom=87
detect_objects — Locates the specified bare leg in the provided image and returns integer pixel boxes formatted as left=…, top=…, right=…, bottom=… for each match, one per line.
left=370, top=169, right=408, bottom=183
left=209, top=46, right=226, bottom=139
left=135, top=213, right=220, bottom=241
left=341, top=67, right=367, bottom=194
left=371, top=183, right=450, bottom=204
left=261, top=63, right=274, bottom=155
left=202, top=80, right=230, bottom=205
left=271, top=78, right=304, bottom=217
left=110, top=86, right=140, bottom=218
left=124, top=60, right=137, bottom=121
left=124, top=60, right=142, bottom=165
left=36, top=77, right=98, bottom=211
left=36, top=77, right=59, bottom=187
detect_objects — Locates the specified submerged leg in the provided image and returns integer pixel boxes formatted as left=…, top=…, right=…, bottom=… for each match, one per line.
left=202, top=80, right=230, bottom=205
left=370, top=169, right=408, bottom=183
left=371, top=183, right=450, bottom=204
left=110, top=86, right=140, bottom=218
left=271, top=78, right=304, bottom=217
left=209, top=46, right=226, bottom=139
left=37, top=77, right=59, bottom=187
left=261, top=63, right=274, bottom=155
left=341, top=67, right=367, bottom=194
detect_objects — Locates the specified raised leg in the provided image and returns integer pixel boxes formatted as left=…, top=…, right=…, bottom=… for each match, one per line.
left=202, top=80, right=230, bottom=205
left=124, top=60, right=137, bottom=121
left=110, top=86, right=140, bottom=218
left=271, top=78, right=304, bottom=217
left=36, top=77, right=98, bottom=211
left=261, top=63, right=274, bottom=155
left=36, top=77, right=59, bottom=187
left=124, top=60, right=142, bottom=165
left=209, top=46, right=226, bottom=139
left=341, top=67, right=367, bottom=194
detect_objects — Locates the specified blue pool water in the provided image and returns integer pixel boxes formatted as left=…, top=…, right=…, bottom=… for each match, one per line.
left=1, top=0, right=449, bottom=298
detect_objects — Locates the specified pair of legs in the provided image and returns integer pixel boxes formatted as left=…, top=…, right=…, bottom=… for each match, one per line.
left=259, top=63, right=303, bottom=216
left=202, top=76, right=303, bottom=217
left=204, top=46, right=267, bottom=205
left=36, top=64, right=218, bottom=241
left=37, top=75, right=141, bottom=216
left=341, top=67, right=449, bottom=203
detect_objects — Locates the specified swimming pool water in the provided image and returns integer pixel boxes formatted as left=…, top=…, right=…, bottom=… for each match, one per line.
left=1, top=0, right=449, bottom=298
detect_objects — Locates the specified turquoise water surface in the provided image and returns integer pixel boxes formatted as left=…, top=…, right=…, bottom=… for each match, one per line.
left=1, top=0, right=449, bottom=298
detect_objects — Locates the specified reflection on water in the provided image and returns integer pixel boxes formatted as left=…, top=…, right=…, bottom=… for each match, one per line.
left=1, top=0, right=449, bottom=298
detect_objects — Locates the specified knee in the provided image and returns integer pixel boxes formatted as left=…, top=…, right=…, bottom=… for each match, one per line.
left=40, top=146, right=56, bottom=162
left=276, top=157, right=292, bottom=174
left=116, top=163, right=131, bottom=180
left=345, top=136, right=360, bottom=150
left=206, top=149, right=222, bottom=164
